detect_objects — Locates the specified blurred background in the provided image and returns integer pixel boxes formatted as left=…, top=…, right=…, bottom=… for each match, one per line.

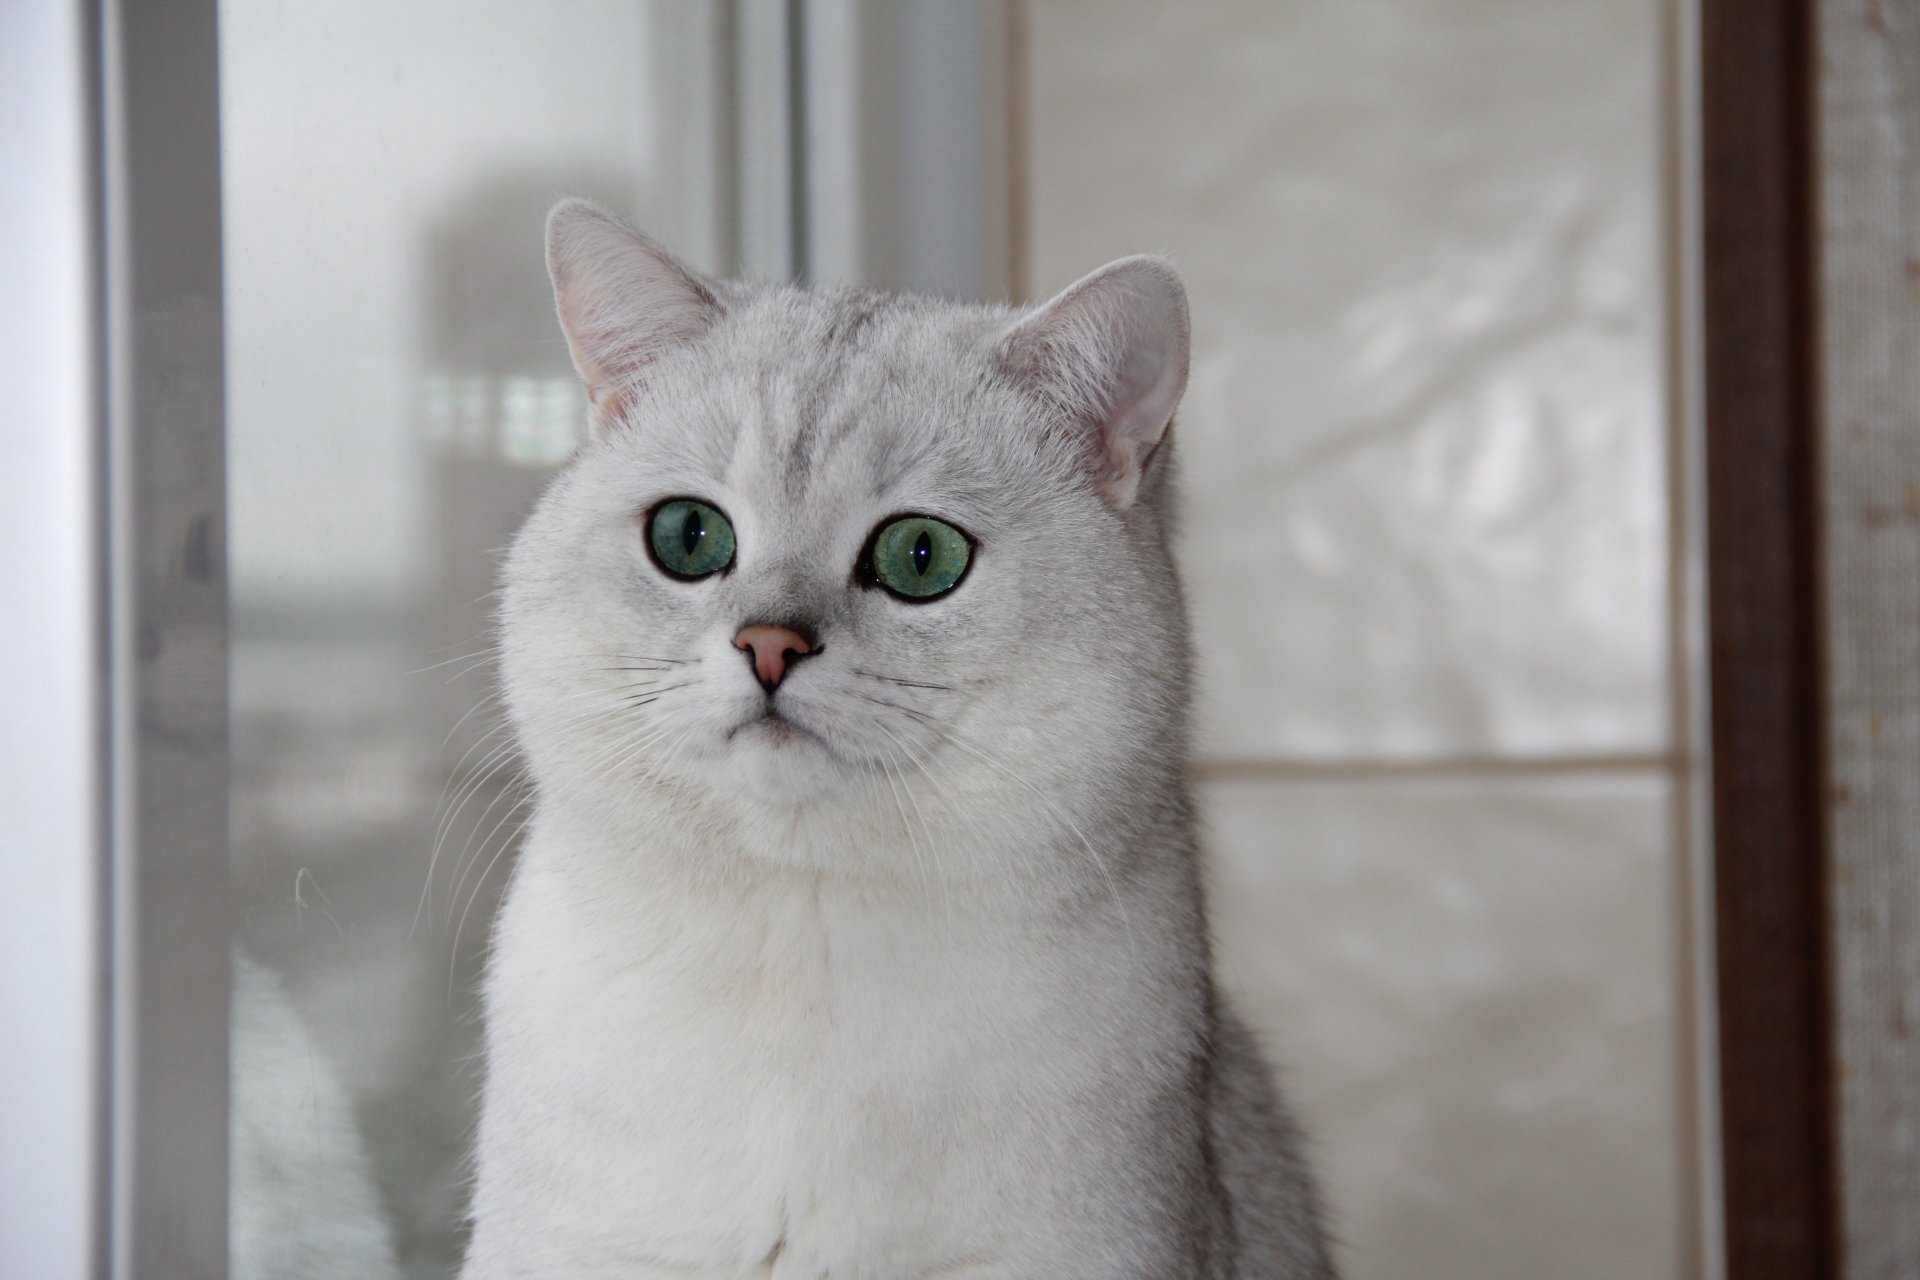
left=218, top=2, right=1689, bottom=1277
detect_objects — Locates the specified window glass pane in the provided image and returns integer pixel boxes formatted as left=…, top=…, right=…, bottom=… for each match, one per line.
left=1021, top=4, right=1680, bottom=1277
left=216, top=6, right=1683, bottom=1278
left=218, top=5, right=722, bottom=1274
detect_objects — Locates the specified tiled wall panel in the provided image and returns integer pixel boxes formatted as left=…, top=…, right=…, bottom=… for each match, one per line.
left=1024, top=0, right=1668, bottom=761
left=1024, top=3, right=1682, bottom=1275
left=1205, top=774, right=1680, bottom=1280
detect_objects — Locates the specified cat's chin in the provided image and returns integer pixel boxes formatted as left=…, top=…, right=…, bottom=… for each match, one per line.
left=723, top=712, right=851, bottom=804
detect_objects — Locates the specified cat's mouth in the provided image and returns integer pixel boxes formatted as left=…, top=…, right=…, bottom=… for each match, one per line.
left=729, top=708, right=821, bottom=748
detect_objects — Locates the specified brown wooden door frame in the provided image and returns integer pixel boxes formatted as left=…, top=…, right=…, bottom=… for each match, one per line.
left=1699, top=0, right=1838, bottom=1275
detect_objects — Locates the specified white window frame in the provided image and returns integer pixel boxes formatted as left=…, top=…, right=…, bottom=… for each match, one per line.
left=1, top=0, right=112, bottom=1276
left=3, top=2, right=230, bottom=1278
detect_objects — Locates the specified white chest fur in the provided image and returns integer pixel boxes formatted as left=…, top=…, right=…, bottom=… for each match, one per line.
left=465, top=821, right=1195, bottom=1280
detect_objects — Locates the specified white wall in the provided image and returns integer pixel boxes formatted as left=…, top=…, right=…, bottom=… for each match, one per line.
left=1022, top=3, right=1683, bottom=1276
left=1818, top=0, right=1920, bottom=1272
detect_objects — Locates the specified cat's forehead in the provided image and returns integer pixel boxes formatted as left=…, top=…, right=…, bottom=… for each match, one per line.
left=643, top=286, right=1021, bottom=513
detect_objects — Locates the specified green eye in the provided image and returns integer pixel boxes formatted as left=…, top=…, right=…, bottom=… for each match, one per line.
left=648, top=498, right=736, bottom=579
left=868, top=515, right=971, bottom=600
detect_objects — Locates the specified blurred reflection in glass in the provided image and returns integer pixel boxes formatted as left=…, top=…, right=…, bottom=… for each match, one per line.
left=219, top=3, right=723, bottom=1273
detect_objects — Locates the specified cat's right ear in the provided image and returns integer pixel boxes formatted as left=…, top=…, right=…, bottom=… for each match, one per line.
left=545, top=199, right=723, bottom=436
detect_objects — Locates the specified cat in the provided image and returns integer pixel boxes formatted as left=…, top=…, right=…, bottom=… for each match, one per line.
left=460, top=199, right=1337, bottom=1279
left=230, top=950, right=403, bottom=1280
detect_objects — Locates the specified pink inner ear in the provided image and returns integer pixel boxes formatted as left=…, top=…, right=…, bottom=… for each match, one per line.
left=1003, top=256, right=1190, bottom=508
left=545, top=201, right=720, bottom=434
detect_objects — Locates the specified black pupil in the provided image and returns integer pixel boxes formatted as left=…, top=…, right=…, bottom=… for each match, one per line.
left=912, top=530, right=932, bottom=576
left=681, top=508, right=706, bottom=557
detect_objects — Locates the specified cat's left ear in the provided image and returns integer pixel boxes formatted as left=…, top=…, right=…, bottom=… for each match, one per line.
left=998, top=256, right=1189, bottom=509
left=545, top=199, right=723, bottom=435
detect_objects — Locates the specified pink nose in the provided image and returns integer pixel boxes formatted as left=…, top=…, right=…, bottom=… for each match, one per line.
left=733, top=624, right=813, bottom=691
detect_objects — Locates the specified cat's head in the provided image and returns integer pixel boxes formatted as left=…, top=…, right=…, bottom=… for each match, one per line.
left=500, top=201, right=1192, bottom=877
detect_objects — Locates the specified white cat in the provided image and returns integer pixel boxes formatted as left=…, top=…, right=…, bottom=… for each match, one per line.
left=230, top=950, right=402, bottom=1280
left=461, top=201, right=1335, bottom=1279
